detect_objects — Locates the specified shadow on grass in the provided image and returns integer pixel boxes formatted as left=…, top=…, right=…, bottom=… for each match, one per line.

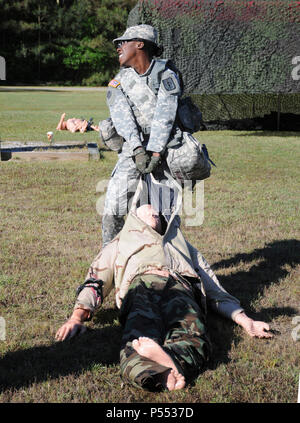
left=213, top=239, right=299, bottom=303
left=205, top=239, right=299, bottom=370
left=0, top=309, right=122, bottom=393
left=0, top=240, right=298, bottom=392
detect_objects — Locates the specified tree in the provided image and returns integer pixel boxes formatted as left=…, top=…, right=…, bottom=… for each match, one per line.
left=0, top=0, right=137, bottom=85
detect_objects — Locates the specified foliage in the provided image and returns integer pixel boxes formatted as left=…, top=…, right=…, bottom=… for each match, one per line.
left=0, top=0, right=136, bottom=85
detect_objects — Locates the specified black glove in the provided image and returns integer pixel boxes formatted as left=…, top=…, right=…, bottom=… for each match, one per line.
left=133, top=146, right=150, bottom=173
left=144, top=154, right=161, bottom=174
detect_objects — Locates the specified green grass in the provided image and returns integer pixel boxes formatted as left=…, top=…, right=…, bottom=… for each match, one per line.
left=0, top=89, right=299, bottom=403
left=0, top=89, right=109, bottom=143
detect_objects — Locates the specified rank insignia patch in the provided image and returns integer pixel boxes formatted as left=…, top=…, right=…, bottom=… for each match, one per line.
left=108, top=79, right=120, bottom=88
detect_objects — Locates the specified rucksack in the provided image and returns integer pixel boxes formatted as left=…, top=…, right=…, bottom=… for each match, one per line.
left=165, top=132, right=212, bottom=183
left=149, top=59, right=205, bottom=134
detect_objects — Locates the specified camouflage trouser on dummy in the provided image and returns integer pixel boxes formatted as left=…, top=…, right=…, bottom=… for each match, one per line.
left=119, top=274, right=211, bottom=391
left=101, top=141, right=174, bottom=247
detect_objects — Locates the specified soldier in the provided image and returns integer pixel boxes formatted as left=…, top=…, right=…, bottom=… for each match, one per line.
left=102, top=24, right=185, bottom=246
left=56, top=178, right=273, bottom=392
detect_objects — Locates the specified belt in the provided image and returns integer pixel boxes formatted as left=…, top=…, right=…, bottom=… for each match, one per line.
left=141, top=126, right=151, bottom=135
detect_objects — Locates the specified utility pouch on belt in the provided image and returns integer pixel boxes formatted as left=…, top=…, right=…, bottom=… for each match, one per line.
left=177, top=97, right=204, bottom=134
left=166, top=132, right=214, bottom=183
left=99, top=118, right=124, bottom=152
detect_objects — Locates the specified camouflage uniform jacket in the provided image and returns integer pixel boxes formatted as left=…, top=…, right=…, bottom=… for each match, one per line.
left=106, top=59, right=183, bottom=154
left=75, top=179, right=244, bottom=321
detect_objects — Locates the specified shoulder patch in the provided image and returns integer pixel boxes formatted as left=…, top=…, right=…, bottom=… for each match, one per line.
left=162, top=76, right=176, bottom=92
left=108, top=79, right=120, bottom=88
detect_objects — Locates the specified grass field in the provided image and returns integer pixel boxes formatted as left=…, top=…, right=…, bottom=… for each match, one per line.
left=0, top=87, right=108, bottom=143
left=0, top=88, right=299, bottom=403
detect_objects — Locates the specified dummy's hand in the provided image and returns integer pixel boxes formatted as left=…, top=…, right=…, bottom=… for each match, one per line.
left=133, top=146, right=150, bottom=173
left=234, top=312, right=273, bottom=339
left=243, top=320, right=273, bottom=338
left=144, top=153, right=161, bottom=174
left=55, top=318, right=87, bottom=342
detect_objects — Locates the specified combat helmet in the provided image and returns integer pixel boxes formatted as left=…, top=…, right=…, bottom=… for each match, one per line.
left=113, top=24, right=163, bottom=56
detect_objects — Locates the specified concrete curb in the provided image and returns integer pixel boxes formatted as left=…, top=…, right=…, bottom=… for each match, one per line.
left=0, top=143, right=87, bottom=153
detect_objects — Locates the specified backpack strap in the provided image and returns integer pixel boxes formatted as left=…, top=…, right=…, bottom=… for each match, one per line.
left=149, top=59, right=184, bottom=95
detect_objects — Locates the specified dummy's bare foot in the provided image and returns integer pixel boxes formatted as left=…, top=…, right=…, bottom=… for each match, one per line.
left=56, top=113, right=66, bottom=130
left=173, top=371, right=185, bottom=389
left=132, top=337, right=186, bottom=391
left=132, top=337, right=175, bottom=369
left=160, top=369, right=186, bottom=391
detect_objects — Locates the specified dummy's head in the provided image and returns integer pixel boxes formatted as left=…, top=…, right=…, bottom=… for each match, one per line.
left=136, top=204, right=162, bottom=234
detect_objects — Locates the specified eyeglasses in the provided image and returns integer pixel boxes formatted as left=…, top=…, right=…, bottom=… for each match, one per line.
left=115, top=39, right=143, bottom=49
left=116, top=41, right=128, bottom=49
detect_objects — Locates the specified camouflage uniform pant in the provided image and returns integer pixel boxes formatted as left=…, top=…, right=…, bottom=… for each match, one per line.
left=101, top=145, right=174, bottom=247
left=102, top=150, right=141, bottom=246
left=119, top=274, right=210, bottom=391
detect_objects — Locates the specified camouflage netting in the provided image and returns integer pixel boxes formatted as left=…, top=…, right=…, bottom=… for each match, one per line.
left=128, top=0, right=300, bottom=129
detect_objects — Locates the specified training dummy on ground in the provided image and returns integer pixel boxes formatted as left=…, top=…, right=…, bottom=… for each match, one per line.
left=56, top=113, right=99, bottom=133
left=55, top=177, right=272, bottom=392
